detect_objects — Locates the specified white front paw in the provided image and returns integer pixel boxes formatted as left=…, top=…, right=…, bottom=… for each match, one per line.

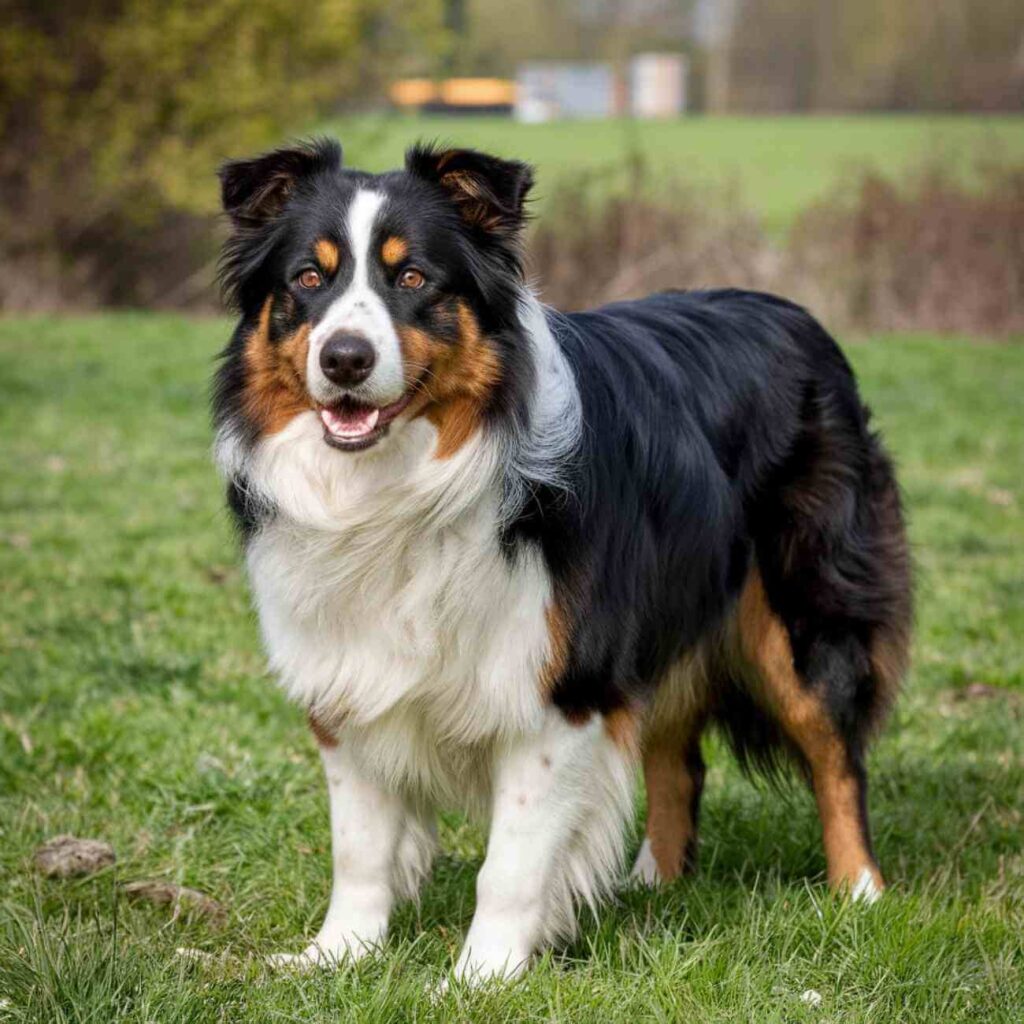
left=266, top=924, right=383, bottom=972
left=850, top=866, right=884, bottom=904
left=452, top=938, right=530, bottom=987
left=266, top=944, right=332, bottom=972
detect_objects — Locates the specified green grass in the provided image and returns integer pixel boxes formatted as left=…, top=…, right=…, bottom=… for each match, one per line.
left=1, top=315, right=1022, bottom=1022
left=329, top=114, right=1024, bottom=231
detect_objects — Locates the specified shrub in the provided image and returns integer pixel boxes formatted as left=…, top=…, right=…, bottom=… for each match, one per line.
left=0, top=0, right=446, bottom=310
left=530, top=156, right=1024, bottom=336
left=788, top=161, right=1024, bottom=334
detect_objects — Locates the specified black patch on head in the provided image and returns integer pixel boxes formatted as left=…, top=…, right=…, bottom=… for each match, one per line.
left=404, top=144, right=533, bottom=275
left=219, top=138, right=342, bottom=228
left=217, top=138, right=344, bottom=312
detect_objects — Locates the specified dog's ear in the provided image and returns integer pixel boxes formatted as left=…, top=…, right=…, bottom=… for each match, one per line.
left=405, top=144, right=533, bottom=238
left=219, top=138, right=342, bottom=227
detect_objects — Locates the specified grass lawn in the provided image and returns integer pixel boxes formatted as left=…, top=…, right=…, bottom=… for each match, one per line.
left=1, top=314, right=1022, bottom=1022
left=328, top=114, right=1024, bottom=231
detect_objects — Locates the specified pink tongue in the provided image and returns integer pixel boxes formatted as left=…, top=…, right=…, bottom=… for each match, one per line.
left=321, top=405, right=380, bottom=439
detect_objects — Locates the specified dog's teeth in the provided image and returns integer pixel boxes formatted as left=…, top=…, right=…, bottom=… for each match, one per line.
left=321, top=406, right=379, bottom=438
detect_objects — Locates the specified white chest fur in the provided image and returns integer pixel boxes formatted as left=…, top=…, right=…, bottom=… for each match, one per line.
left=234, top=411, right=556, bottom=805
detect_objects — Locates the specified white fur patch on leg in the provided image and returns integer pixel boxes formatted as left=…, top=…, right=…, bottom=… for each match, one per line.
left=452, top=709, right=633, bottom=986
left=268, top=741, right=417, bottom=970
left=850, top=866, right=882, bottom=904
left=629, top=837, right=662, bottom=887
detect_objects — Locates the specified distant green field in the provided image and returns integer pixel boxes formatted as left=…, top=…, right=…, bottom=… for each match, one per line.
left=1, top=316, right=1022, bottom=1022
left=327, top=114, right=1024, bottom=231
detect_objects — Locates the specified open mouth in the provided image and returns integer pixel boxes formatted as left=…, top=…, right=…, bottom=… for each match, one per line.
left=319, top=392, right=415, bottom=452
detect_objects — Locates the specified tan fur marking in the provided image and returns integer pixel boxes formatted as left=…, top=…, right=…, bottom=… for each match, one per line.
left=738, top=569, right=884, bottom=892
left=428, top=397, right=484, bottom=459
left=870, top=623, right=910, bottom=706
left=643, top=742, right=699, bottom=879
left=539, top=602, right=570, bottom=696
left=381, top=236, right=408, bottom=266
left=645, top=648, right=714, bottom=746
left=307, top=710, right=339, bottom=748
left=431, top=303, right=501, bottom=456
left=637, top=647, right=715, bottom=882
left=564, top=708, right=594, bottom=727
left=314, top=238, right=339, bottom=275
left=439, top=169, right=505, bottom=231
left=399, top=302, right=501, bottom=459
left=397, top=324, right=434, bottom=378
left=241, top=297, right=313, bottom=436
left=604, top=706, right=640, bottom=759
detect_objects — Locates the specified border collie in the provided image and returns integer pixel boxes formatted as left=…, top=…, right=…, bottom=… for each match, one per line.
left=212, top=138, right=912, bottom=983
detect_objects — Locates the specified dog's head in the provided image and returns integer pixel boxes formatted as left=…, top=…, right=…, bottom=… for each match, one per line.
left=216, top=138, right=534, bottom=457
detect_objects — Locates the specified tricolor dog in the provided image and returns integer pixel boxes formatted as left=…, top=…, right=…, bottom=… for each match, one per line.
left=212, top=138, right=912, bottom=982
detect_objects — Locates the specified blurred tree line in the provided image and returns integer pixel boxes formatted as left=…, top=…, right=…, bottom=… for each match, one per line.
left=718, top=0, right=1024, bottom=112
left=458, top=0, right=1024, bottom=112
left=453, top=0, right=1022, bottom=112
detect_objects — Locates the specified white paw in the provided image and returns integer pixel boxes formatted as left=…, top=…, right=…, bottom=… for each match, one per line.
left=430, top=966, right=503, bottom=1003
left=265, top=934, right=376, bottom=972
left=451, top=942, right=530, bottom=988
left=629, top=837, right=662, bottom=887
left=850, top=867, right=883, bottom=905
left=428, top=975, right=457, bottom=1003
left=265, top=944, right=338, bottom=972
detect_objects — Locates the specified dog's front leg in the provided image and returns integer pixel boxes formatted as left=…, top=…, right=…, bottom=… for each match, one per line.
left=454, top=709, right=612, bottom=984
left=271, top=739, right=407, bottom=968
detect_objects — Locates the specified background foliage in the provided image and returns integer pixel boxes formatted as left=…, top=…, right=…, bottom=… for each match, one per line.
left=0, top=0, right=1021, bottom=311
left=0, top=0, right=446, bottom=309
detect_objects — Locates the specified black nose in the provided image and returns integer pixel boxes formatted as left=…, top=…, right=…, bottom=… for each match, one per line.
left=319, top=331, right=376, bottom=386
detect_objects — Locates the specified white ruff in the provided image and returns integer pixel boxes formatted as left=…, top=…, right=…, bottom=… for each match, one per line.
left=239, top=413, right=558, bottom=805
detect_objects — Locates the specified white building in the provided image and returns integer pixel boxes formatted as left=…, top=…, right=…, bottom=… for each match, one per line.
left=630, top=53, right=688, bottom=118
left=515, top=63, right=618, bottom=123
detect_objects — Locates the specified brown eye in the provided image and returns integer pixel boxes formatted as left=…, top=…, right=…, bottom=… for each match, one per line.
left=297, top=269, right=322, bottom=289
left=398, top=268, right=425, bottom=290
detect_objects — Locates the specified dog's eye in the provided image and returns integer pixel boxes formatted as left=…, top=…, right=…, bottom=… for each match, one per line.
left=297, top=269, right=323, bottom=289
left=398, top=268, right=426, bottom=290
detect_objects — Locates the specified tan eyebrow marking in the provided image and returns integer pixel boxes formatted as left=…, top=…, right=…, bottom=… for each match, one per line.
left=381, top=236, right=408, bottom=266
left=314, top=238, right=339, bottom=275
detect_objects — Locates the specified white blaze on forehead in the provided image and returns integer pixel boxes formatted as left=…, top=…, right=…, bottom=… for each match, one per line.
left=307, top=188, right=405, bottom=405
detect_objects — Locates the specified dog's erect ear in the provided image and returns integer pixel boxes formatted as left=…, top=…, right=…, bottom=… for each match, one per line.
left=405, top=144, right=533, bottom=237
left=219, top=138, right=342, bottom=227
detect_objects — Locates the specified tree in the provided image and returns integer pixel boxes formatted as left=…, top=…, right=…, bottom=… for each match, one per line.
left=0, top=0, right=446, bottom=307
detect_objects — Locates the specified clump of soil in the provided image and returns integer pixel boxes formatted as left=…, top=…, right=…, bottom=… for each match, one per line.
left=33, top=835, right=116, bottom=878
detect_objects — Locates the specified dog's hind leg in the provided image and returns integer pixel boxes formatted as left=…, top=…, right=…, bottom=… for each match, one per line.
left=631, top=655, right=712, bottom=885
left=632, top=727, right=705, bottom=885
left=737, top=571, right=884, bottom=901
